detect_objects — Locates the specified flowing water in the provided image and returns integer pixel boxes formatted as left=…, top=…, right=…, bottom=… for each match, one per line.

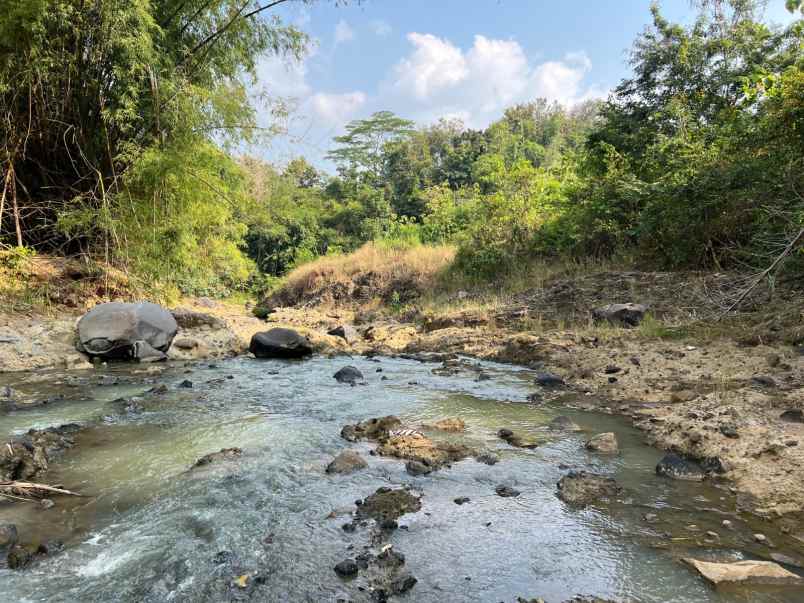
left=1, top=355, right=804, bottom=602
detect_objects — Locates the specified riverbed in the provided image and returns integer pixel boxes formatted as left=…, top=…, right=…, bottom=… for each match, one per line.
left=1, top=355, right=803, bottom=602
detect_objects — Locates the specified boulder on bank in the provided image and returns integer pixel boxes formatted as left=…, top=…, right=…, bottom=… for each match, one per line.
left=76, top=301, right=178, bottom=362
left=334, top=366, right=364, bottom=384
left=683, top=558, right=802, bottom=586
left=249, top=328, right=313, bottom=359
left=592, top=303, right=647, bottom=327
left=328, top=325, right=359, bottom=345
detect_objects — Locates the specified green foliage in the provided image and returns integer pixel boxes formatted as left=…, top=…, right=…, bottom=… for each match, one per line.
left=0, top=0, right=314, bottom=293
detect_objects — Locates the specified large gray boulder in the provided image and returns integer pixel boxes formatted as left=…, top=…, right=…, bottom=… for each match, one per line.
left=76, top=302, right=177, bottom=362
left=249, top=328, right=313, bottom=359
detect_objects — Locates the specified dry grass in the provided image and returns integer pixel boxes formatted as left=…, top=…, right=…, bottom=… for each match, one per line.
left=267, top=243, right=456, bottom=308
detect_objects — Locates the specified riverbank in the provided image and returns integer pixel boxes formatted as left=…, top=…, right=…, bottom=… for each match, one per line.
left=2, top=264, right=803, bottom=526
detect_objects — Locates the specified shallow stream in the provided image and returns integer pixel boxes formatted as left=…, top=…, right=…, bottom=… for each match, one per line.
left=1, top=355, right=804, bottom=602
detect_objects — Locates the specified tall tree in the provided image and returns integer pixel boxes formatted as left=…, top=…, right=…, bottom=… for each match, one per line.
left=326, top=111, right=415, bottom=184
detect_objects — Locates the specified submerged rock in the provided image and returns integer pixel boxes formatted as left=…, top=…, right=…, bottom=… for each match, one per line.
left=192, top=448, right=243, bottom=468
left=333, top=366, right=364, bottom=384
left=495, top=485, right=521, bottom=498
left=249, top=328, right=313, bottom=359
left=585, top=432, right=619, bottom=454
left=475, top=452, right=500, bottom=465
left=405, top=460, right=433, bottom=476
left=548, top=416, right=582, bottom=432
left=428, top=417, right=466, bottom=432
left=656, top=453, right=705, bottom=481
left=334, top=559, right=359, bottom=578
left=357, top=487, right=422, bottom=522
left=76, top=301, right=178, bottom=362
left=498, top=429, right=539, bottom=449
left=326, top=450, right=368, bottom=475
left=0, top=524, right=18, bottom=568
left=592, top=303, right=647, bottom=327
left=557, top=471, right=621, bottom=506
left=683, top=558, right=802, bottom=586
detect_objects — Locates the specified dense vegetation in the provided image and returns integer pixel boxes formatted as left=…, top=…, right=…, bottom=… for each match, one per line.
left=1, top=0, right=802, bottom=299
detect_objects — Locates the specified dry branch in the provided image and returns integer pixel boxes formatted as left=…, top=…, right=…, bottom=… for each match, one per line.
left=0, top=480, right=83, bottom=501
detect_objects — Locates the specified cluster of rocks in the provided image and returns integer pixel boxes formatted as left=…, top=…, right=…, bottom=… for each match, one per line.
left=0, top=424, right=80, bottom=482
left=0, top=524, right=62, bottom=570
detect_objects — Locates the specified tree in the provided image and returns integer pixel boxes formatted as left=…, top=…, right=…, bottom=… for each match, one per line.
left=326, top=111, right=415, bottom=184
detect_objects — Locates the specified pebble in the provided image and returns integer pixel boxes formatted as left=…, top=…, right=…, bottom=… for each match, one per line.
left=722, top=520, right=733, bottom=529
left=754, top=533, right=768, bottom=544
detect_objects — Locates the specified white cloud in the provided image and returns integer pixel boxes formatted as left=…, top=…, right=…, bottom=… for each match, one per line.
left=310, top=91, right=367, bottom=125
left=393, top=33, right=469, bottom=100
left=370, top=19, right=392, bottom=37
left=387, top=33, right=602, bottom=128
left=334, top=19, right=355, bottom=45
left=255, top=55, right=311, bottom=99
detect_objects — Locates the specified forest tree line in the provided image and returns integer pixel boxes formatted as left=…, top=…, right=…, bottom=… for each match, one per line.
left=1, top=0, right=802, bottom=297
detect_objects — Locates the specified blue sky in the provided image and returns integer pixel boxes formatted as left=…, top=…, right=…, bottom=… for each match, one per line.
left=252, top=0, right=797, bottom=170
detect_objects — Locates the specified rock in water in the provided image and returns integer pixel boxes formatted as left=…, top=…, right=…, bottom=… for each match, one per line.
left=656, top=453, right=705, bottom=481
left=592, top=303, right=647, bottom=327
left=333, top=366, right=364, bottom=384
left=192, top=448, right=243, bottom=468
left=548, top=415, right=582, bottom=431
left=327, top=325, right=359, bottom=345
left=557, top=471, right=621, bottom=506
left=683, top=558, right=802, bottom=586
left=76, top=301, right=178, bottom=362
left=585, top=432, right=619, bottom=454
left=334, top=559, right=359, bottom=578
left=0, top=524, right=18, bottom=568
left=534, top=372, right=565, bottom=387
left=326, top=450, right=368, bottom=474
left=357, top=487, right=422, bottom=522
left=249, top=328, right=313, bottom=359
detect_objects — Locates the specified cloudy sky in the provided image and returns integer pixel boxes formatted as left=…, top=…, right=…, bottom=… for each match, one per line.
left=252, top=0, right=796, bottom=170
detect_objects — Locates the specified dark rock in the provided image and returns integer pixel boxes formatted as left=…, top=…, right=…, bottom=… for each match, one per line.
left=213, top=550, right=236, bottom=564
left=7, top=545, right=33, bottom=569
left=405, top=460, right=432, bottom=476
left=341, top=416, right=402, bottom=442
left=454, top=497, right=471, bottom=505
left=592, top=303, right=647, bottom=327
left=341, top=522, right=356, bottom=533
left=475, top=452, right=500, bottom=465
left=557, top=471, right=621, bottom=506
left=656, top=453, right=705, bottom=481
left=76, top=301, right=178, bottom=361
left=334, top=366, right=364, bottom=384
left=630, top=356, right=641, bottom=367
left=604, top=365, right=622, bottom=374
left=178, top=380, right=193, bottom=389
left=379, top=519, right=398, bottom=531
left=1, top=425, right=79, bottom=482
left=391, top=574, right=417, bottom=594
left=0, top=524, right=18, bottom=565
left=780, top=410, right=804, bottom=423
left=326, top=450, right=368, bottom=474
left=334, top=559, right=359, bottom=578
left=495, top=485, right=521, bottom=498
left=752, top=375, right=777, bottom=388
left=35, top=540, right=63, bottom=557
left=608, top=377, right=618, bottom=384
left=535, top=372, right=565, bottom=387
left=328, top=325, right=359, bottom=345
left=249, top=328, right=313, bottom=359
left=192, top=448, right=242, bottom=468
left=719, top=424, right=739, bottom=438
